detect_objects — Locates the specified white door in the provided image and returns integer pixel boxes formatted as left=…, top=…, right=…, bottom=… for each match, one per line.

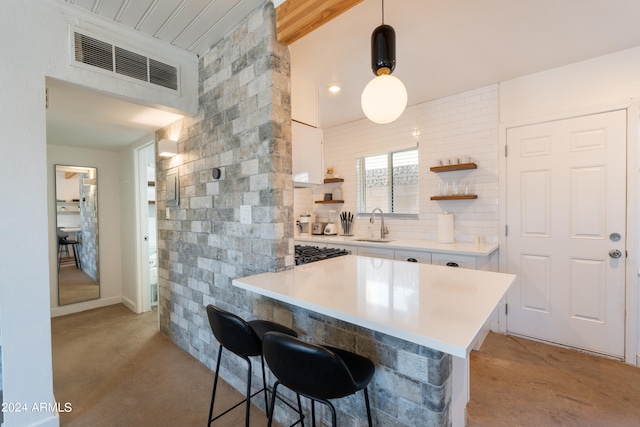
left=136, top=142, right=156, bottom=313
left=506, top=110, right=626, bottom=358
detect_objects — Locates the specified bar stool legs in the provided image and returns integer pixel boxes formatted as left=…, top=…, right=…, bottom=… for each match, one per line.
left=205, top=305, right=299, bottom=427
left=208, top=345, right=262, bottom=427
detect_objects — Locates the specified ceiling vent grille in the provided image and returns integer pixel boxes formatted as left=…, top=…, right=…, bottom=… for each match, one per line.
left=73, top=32, right=178, bottom=92
left=115, top=46, right=148, bottom=82
left=74, top=33, right=113, bottom=72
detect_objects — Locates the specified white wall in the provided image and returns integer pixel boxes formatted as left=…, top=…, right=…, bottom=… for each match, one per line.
left=296, top=84, right=500, bottom=243
left=0, top=1, right=197, bottom=425
left=48, top=145, right=123, bottom=316
left=500, top=46, right=640, bottom=123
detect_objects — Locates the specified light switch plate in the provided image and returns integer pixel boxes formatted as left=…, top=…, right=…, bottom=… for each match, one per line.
left=240, top=205, right=252, bottom=224
left=166, top=172, right=179, bottom=206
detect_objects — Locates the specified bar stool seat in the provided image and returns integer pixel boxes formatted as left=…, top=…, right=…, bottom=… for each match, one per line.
left=263, top=331, right=375, bottom=427
left=206, top=304, right=298, bottom=427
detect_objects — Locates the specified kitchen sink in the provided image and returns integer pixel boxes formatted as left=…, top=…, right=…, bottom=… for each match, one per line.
left=353, top=238, right=394, bottom=243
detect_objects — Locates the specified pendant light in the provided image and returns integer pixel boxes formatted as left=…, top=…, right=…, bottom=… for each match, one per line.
left=361, top=0, right=407, bottom=124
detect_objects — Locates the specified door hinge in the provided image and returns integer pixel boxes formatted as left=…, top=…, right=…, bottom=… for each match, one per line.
left=504, top=145, right=508, bottom=157
left=505, top=303, right=508, bottom=315
left=505, top=224, right=508, bottom=236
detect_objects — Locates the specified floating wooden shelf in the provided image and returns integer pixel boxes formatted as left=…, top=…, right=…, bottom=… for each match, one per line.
left=148, top=181, right=156, bottom=186
left=315, top=200, right=345, bottom=204
left=430, top=195, right=478, bottom=201
left=323, top=178, right=344, bottom=184
left=148, top=201, right=156, bottom=205
left=430, top=162, right=477, bottom=173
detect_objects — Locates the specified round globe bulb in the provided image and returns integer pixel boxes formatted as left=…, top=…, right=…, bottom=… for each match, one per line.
left=361, top=74, right=408, bottom=124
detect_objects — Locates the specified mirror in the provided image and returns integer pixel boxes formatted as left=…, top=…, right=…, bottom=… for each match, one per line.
left=55, top=165, right=100, bottom=305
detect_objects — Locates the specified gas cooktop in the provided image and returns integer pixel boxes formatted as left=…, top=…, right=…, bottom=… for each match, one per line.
left=295, top=245, right=350, bottom=265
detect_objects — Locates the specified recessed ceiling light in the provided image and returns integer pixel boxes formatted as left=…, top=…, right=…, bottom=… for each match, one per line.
left=328, top=85, right=341, bottom=93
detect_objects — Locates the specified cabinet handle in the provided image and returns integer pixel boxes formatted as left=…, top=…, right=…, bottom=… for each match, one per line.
left=446, top=262, right=459, bottom=267
left=407, top=258, right=418, bottom=263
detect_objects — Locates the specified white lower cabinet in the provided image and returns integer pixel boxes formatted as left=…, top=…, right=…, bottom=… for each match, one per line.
left=431, top=252, right=495, bottom=271
left=295, top=239, right=497, bottom=271
left=394, top=249, right=431, bottom=264
left=357, top=246, right=395, bottom=259
left=431, top=253, right=476, bottom=269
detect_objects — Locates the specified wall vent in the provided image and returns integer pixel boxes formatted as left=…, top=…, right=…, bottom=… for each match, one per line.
left=73, top=32, right=178, bottom=91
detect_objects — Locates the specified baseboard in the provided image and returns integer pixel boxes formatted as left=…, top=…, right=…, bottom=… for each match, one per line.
left=490, top=320, right=500, bottom=333
left=50, top=296, right=122, bottom=317
left=121, top=296, right=136, bottom=313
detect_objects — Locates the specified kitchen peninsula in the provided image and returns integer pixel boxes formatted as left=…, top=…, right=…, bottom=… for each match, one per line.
left=233, top=255, right=516, bottom=426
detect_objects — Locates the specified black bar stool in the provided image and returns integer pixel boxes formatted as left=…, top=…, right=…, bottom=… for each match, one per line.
left=205, top=304, right=299, bottom=427
left=57, top=229, right=81, bottom=271
left=262, top=331, right=375, bottom=427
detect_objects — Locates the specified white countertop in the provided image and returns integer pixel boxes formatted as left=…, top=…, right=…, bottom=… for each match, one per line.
left=295, top=235, right=498, bottom=256
left=233, top=255, right=515, bottom=358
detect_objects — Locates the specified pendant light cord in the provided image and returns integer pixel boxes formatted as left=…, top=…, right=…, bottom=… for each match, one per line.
left=381, top=0, right=385, bottom=24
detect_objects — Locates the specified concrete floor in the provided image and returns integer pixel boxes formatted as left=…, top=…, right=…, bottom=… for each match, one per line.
left=52, top=304, right=640, bottom=426
left=51, top=304, right=272, bottom=427
left=468, top=333, right=640, bottom=427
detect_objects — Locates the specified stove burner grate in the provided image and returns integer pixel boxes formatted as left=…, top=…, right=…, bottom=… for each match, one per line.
left=295, top=245, right=350, bottom=265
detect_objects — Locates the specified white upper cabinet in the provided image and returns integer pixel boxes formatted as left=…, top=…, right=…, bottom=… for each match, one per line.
left=292, top=121, right=323, bottom=187
left=291, top=73, right=319, bottom=127
left=291, top=71, right=323, bottom=187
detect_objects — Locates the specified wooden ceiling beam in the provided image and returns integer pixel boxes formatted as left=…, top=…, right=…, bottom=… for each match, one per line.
left=276, top=0, right=363, bottom=45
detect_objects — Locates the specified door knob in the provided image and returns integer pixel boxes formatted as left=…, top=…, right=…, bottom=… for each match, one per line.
left=609, top=249, right=622, bottom=259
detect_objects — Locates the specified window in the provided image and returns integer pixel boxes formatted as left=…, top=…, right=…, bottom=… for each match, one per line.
left=356, top=148, right=419, bottom=217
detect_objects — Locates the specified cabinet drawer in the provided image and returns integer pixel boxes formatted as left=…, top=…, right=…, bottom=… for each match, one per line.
left=394, top=250, right=431, bottom=264
left=431, top=253, right=476, bottom=269
left=357, top=246, right=395, bottom=260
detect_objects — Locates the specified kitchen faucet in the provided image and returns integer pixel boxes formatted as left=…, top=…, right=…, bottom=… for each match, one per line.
left=369, top=207, right=389, bottom=239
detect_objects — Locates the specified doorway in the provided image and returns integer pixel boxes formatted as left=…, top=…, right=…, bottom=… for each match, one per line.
left=137, top=142, right=158, bottom=313
left=504, top=110, right=627, bottom=358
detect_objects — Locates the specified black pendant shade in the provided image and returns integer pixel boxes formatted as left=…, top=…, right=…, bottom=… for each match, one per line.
left=371, top=24, right=396, bottom=76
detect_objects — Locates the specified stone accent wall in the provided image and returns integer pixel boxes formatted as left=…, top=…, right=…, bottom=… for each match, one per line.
left=155, top=1, right=452, bottom=426
left=155, top=0, right=293, bottom=378
left=78, top=173, right=99, bottom=281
